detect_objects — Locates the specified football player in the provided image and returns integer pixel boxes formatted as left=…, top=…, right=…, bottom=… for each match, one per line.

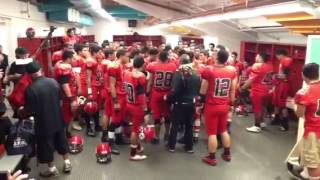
left=107, top=49, right=130, bottom=154
left=147, top=51, right=177, bottom=144
left=240, top=53, right=274, bottom=133
left=124, top=55, right=148, bottom=161
left=200, top=49, right=237, bottom=166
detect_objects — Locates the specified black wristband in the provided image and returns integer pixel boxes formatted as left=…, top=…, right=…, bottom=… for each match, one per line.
left=199, top=95, right=206, bottom=103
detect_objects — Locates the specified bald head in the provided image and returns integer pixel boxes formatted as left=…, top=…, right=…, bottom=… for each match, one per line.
left=180, top=54, right=191, bottom=65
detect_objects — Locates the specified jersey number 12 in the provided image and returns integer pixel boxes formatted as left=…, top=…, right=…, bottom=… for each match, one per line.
left=214, top=78, right=231, bottom=97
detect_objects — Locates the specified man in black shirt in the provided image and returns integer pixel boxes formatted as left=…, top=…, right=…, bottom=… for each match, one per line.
left=5, top=48, right=30, bottom=85
left=0, top=102, right=10, bottom=145
left=23, top=62, right=72, bottom=177
left=166, top=54, right=201, bottom=153
left=0, top=45, right=8, bottom=88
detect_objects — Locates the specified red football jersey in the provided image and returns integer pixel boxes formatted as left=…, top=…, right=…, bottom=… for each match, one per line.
left=279, top=57, right=293, bottom=72
left=124, top=71, right=146, bottom=106
left=202, top=65, right=237, bottom=105
left=52, top=50, right=63, bottom=65
left=240, top=66, right=252, bottom=85
left=295, top=81, right=320, bottom=138
left=54, top=61, right=77, bottom=97
left=101, top=60, right=112, bottom=91
left=250, top=62, right=274, bottom=94
left=272, top=78, right=289, bottom=106
left=62, top=35, right=78, bottom=45
left=147, top=61, right=177, bottom=92
left=108, top=62, right=128, bottom=95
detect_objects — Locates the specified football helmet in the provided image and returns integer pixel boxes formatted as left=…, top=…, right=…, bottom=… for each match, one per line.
left=139, top=125, right=155, bottom=142
left=69, top=135, right=83, bottom=154
left=83, top=100, right=98, bottom=115
left=96, top=143, right=112, bottom=163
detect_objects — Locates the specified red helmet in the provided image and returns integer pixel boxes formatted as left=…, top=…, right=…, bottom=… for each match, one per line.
left=83, top=100, right=98, bottom=115
left=96, top=143, right=112, bottom=163
left=69, top=135, right=83, bottom=154
left=139, top=125, right=155, bottom=142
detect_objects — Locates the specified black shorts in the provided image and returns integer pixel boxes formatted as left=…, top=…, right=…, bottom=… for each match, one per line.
left=36, top=130, right=69, bottom=163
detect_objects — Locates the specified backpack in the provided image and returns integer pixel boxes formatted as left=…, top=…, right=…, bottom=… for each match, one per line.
left=5, top=117, right=35, bottom=157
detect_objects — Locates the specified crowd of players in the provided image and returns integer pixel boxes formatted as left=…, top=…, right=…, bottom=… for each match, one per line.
left=3, top=28, right=320, bottom=179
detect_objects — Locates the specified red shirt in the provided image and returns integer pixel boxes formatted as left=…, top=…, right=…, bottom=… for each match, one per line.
left=147, top=61, right=177, bottom=92
left=279, top=57, right=293, bottom=72
left=272, top=78, right=289, bottom=105
left=295, top=81, right=320, bottom=138
left=202, top=65, right=237, bottom=105
left=124, top=71, right=146, bottom=106
left=63, top=35, right=78, bottom=45
left=80, top=58, right=98, bottom=87
left=101, top=60, right=112, bottom=92
left=52, top=50, right=63, bottom=65
left=250, top=62, right=274, bottom=94
left=54, top=61, right=77, bottom=98
left=108, top=62, right=128, bottom=96
left=240, top=66, right=252, bottom=85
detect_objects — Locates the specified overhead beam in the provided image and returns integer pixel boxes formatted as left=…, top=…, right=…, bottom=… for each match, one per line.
left=136, top=0, right=190, bottom=15
left=266, top=12, right=315, bottom=22
left=112, top=0, right=186, bottom=20
left=279, top=19, right=320, bottom=26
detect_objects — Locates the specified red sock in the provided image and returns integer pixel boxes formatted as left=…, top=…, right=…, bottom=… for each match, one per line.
left=130, top=144, right=137, bottom=156
left=209, top=153, right=216, bottom=159
left=224, top=148, right=230, bottom=156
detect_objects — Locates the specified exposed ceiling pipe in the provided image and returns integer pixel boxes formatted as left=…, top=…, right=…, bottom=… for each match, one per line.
left=136, top=0, right=190, bottom=15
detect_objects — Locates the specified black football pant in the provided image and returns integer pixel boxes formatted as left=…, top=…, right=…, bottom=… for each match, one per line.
left=168, top=103, right=195, bottom=150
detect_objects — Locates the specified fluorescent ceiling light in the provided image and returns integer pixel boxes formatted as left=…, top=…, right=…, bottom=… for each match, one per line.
left=96, top=9, right=116, bottom=22
left=172, top=2, right=313, bottom=26
left=88, top=0, right=102, bottom=9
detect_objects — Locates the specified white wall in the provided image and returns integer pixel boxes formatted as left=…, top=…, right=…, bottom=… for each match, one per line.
left=257, top=32, right=307, bottom=45
left=0, top=0, right=88, bottom=61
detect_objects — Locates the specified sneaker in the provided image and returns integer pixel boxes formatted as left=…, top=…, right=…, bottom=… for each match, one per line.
left=193, top=137, right=199, bottom=144
left=260, top=122, right=267, bottom=129
left=40, top=168, right=59, bottom=178
left=246, top=126, right=262, bottom=133
left=72, top=122, right=82, bottom=131
left=129, top=154, right=147, bottom=161
left=101, top=132, right=108, bottom=143
left=287, top=162, right=307, bottom=180
left=280, top=126, right=289, bottom=132
left=115, top=134, right=130, bottom=145
left=185, top=148, right=194, bottom=154
left=151, top=138, right=160, bottom=145
left=202, top=156, right=217, bottom=166
left=167, top=145, right=175, bottom=153
left=109, top=140, right=120, bottom=155
left=221, top=154, right=231, bottom=162
left=63, top=162, right=72, bottom=173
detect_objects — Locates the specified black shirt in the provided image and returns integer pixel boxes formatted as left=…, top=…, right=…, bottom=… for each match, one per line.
left=8, top=62, right=27, bottom=75
left=0, top=117, right=12, bottom=145
left=0, top=53, right=8, bottom=73
left=167, top=67, right=201, bottom=104
left=25, top=76, right=65, bottom=136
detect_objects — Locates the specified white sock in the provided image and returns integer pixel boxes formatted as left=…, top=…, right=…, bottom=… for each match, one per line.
left=64, top=159, right=71, bottom=164
left=108, top=131, right=115, bottom=139
left=49, top=166, right=57, bottom=172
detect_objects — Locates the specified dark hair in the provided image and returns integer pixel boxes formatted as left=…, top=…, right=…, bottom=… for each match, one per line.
left=140, top=46, right=149, bottom=54
left=133, top=55, right=145, bottom=68
left=149, top=48, right=158, bottom=55
left=164, top=45, right=172, bottom=52
left=180, top=54, right=190, bottom=65
left=178, top=49, right=187, bottom=57
left=209, top=43, right=215, bottom=47
left=186, top=51, right=194, bottom=62
left=90, top=45, right=101, bottom=55
left=66, top=28, right=74, bottom=34
left=62, top=50, right=74, bottom=61
left=283, top=68, right=290, bottom=76
left=15, top=47, right=28, bottom=56
left=159, top=51, right=169, bottom=62
left=74, top=43, right=83, bottom=53
left=303, top=63, right=319, bottom=80
left=258, top=52, right=270, bottom=62
left=275, top=49, right=288, bottom=56
left=129, top=49, right=140, bottom=59
left=104, top=48, right=115, bottom=59
left=116, top=49, right=127, bottom=59
left=217, top=50, right=229, bottom=64
left=231, top=51, right=238, bottom=58
left=216, top=45, right=226, bottom=51
left=101, top=40, right=109, bottom=48
left=200, top=50, right=209, bottom=57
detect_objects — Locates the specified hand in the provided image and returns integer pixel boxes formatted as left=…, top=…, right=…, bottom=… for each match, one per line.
left=163, top=95, right=167, bottom=101
left=70, top=100, right=78, bottom=112
left=13, top=73, right=22, bottom=79
left=114, top=103, right=120, bottom=111
left=7, top=170, right=29, bottom=180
